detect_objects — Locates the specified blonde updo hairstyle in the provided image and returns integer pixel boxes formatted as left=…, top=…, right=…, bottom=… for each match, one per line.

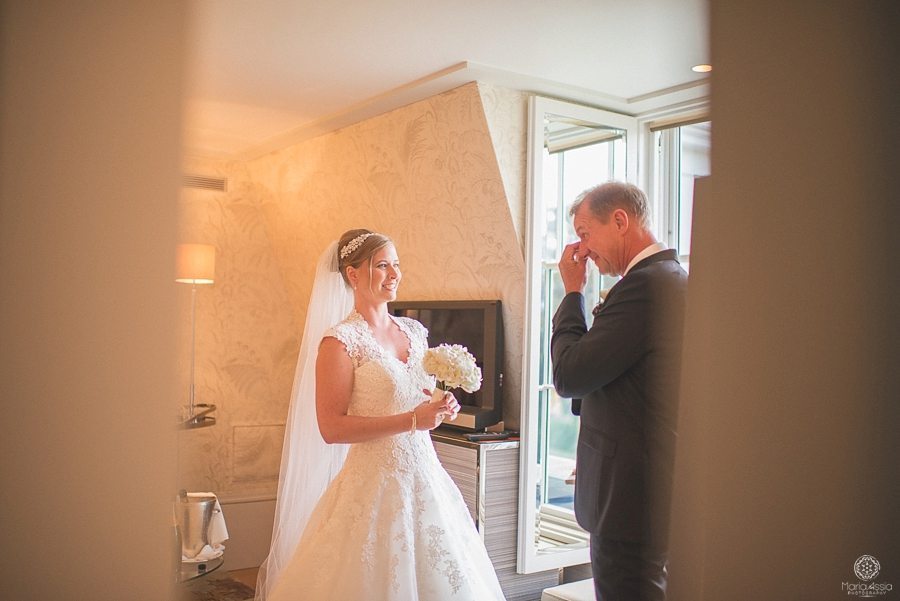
left=337, top=229, right=393, bottom=289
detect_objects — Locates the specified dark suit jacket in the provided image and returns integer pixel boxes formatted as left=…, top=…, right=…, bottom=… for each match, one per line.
left=551, top=249, right=687, bottom=548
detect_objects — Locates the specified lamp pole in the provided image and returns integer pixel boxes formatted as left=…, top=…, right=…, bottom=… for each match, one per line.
left=175, top=243, right=215, bottom=427
left=189, top=282, right=198, bottom=418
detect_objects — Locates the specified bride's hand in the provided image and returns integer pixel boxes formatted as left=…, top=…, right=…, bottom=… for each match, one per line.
left=415, top=389, right=460, bottom=430
left=435, top=390, right=460, bottom=422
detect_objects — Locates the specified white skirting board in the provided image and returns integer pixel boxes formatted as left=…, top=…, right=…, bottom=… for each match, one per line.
left=218, top=496, right=276, bottom=571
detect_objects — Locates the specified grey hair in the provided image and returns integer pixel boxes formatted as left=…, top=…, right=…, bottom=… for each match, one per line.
left=569, top=181, right=650, bottom=229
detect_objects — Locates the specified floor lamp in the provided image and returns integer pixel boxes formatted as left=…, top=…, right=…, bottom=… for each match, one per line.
left=176, top=243, right=216, bottom=428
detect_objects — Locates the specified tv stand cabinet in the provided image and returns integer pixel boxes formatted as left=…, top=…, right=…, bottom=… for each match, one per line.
left=431, top=430, right=559, bottom=601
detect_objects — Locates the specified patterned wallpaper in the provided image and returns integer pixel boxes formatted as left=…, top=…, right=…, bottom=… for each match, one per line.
left=177, top=158, right=300, bottom=498
left=477, top=83, right=529, bottom=251
left=177, top=82, right=528, bottom=499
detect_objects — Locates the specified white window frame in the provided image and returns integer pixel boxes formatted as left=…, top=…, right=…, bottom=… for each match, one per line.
left=518, top=96, right=638, bottom=574
left=637, top=101, right=710, bottom=248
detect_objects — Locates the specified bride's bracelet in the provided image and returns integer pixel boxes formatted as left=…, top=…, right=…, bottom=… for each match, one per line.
left=409, top=409, right=417, bottom=434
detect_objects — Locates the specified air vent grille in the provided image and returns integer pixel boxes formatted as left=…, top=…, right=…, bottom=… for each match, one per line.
left=183, top=174, right=227, bottom=192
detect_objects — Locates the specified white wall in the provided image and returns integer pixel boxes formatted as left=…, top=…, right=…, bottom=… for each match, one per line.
left=0, top=2, right=185, bottom=599
left=669, top=2, right=899, bottom=598
left=219, top=497, right=277, bottom=571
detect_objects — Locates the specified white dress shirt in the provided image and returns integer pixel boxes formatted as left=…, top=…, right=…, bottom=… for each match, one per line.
left=623, top=242, right=668, bottom=276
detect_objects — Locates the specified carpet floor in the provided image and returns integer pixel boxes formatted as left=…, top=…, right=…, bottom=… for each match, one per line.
left=178, top=572, right=254, bottom=601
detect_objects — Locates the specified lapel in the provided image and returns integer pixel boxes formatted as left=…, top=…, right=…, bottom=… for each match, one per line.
left=591, top=249, right=679, bottom=317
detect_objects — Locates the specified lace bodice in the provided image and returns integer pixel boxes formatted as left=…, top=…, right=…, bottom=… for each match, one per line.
left=324, top=310, right=440, bottom=477
left=325, top=310, right=435, bottom=418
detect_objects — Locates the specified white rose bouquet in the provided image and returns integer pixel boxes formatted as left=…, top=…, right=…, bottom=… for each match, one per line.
left=423, top=343, right=482, bottom=393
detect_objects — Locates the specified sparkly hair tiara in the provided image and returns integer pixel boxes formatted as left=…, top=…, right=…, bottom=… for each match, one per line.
left=339, top=233, right=376, bottom=260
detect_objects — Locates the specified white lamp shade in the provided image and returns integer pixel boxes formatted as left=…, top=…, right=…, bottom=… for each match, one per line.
left=175, top=244, right=215, bottom=284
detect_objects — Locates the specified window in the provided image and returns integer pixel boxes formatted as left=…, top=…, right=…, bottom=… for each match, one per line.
left=650, top=120, right=711, bottom=267
left=519, top=96, right=709, bottom=574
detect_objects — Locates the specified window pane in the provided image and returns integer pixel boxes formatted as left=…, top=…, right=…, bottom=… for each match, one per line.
left=542, top=150, right=560, bottom=261
left=546, top=388, right=577, bottom=510
left=539, top=268, right=553, bottom=385
left=536, top=387, right=549, bottom=507
left=678, top=122, right=711, bottom=256
left=537, top=138, right=621, bottom=516
left=562, top=143, right=612, bottom=209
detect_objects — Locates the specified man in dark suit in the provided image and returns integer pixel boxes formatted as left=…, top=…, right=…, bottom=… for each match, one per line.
left=551, top=182, right=687, bottom=601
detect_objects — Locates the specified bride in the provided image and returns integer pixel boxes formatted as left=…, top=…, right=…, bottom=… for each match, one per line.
left=255, top=229, right=506, bottom=600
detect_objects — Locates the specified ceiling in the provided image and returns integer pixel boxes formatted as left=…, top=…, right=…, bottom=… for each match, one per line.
left=183, top=0, right=709, bottom=160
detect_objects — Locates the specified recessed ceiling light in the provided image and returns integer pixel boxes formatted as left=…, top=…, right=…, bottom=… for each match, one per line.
left=692, top=64, right=713, bottom=73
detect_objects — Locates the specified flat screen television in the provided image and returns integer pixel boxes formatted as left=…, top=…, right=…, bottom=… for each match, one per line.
left=389, top=300, right=503, bottom=431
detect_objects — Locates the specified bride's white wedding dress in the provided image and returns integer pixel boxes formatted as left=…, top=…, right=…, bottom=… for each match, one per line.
left=267, top=310, right=506, bottom=601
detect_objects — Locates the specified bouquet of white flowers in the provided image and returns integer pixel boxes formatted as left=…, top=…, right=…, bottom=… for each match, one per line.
left=422, top=343, right=482, bottom=393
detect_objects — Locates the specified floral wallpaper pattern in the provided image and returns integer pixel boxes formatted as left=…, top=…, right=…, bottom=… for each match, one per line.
left=177, top=158, right=301, bottom=497
left=477, top=83, right=529, bottom=250
left=178, top=83, right=528, bottom=500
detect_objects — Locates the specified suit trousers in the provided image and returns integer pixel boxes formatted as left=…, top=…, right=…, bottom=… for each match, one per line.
left=590, top=534, right=668, bottom=601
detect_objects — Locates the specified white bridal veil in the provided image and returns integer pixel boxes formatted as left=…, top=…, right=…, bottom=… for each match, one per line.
left=255, top=241, right=354, bottom=600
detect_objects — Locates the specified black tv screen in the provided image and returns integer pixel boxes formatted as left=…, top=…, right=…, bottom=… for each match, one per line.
left=389, top=300, right=503, bottom=430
